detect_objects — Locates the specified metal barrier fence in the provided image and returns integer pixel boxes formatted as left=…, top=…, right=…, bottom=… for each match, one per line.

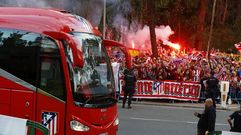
left=117, top=90, right=241, bottom=103
left=27, top=120, right=49, bottom=135
left=228, top=89, right=241, bottom=102
left=209, top=131, right=222, bottom=135
left=199, top=90, right=241, bottom=103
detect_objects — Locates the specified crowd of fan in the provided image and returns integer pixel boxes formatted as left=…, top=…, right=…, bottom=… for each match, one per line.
left=109, top=47, right=241, bottom=99
left=132, top=48, right=240, bottom=81
left=131, top=48, right=241, bottom=99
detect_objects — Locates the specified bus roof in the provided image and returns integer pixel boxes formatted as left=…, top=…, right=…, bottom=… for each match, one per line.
left=0, top=7, right=101, bottom=36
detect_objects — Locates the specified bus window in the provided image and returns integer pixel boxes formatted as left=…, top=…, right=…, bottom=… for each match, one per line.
left=70, top=33, right=116, bottom=108
left=39, top=58, right=65, bottom=101
left=0, top=29, right=41, bottom=86
left=39, top=38, right=66, bottom=101
left=0, top=28, right=66, bottom=100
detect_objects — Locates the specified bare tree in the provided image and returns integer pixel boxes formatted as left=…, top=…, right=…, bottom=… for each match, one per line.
left=195, top=0, right=207, bottom=50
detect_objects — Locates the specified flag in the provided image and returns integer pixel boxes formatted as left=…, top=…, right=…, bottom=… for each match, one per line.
left=234, top=42, right=241, bottom=54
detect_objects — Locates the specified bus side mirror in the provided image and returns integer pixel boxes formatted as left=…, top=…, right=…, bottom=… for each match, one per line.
left=64, top=34, right=84, bottom=69
left=102, top=40, right=132, bottom=69
left=71, top=46, right=84, bottom=69
left=44, top=31, right=84, bottom=68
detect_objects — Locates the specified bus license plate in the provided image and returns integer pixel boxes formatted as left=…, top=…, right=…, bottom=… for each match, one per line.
left=99, top=133, right=108, bottom=135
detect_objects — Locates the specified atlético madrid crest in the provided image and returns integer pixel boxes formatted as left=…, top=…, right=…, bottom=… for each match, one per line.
left=42, top=112, right=58, bottom=135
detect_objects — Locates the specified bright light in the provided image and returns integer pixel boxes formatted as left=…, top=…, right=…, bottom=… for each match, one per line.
left=113, top=117, right=119, bottom=126
left=141, top=44, right=145, bottom=50
left=168, top=43, right=180, bottom=50
left=132, top=40, right=135, bottom=49
left=163, top=41, right=181, bottom=50
left=70, top=120, right=90, bottom=131
left=170, top=43, right=180, bottom=50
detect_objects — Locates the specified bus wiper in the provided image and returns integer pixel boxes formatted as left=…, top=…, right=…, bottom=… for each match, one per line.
left=74, top=96, right=117, bottom=108
left=73, top=96, right=93, bottom=107
left=75, top=95, right=117, bottom=107
left=99, top=96, right=117, bottom=103
left=83, top=95, right=103, bottom=105
left=84, top=96, right=93, bottom=105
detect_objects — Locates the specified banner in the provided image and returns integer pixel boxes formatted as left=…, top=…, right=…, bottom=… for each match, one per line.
left=0, top=114, right=27, bottom=135
left=220, top=81, right=230, bottom=108
left=128, top=48, right=140, bottom=57
left=120, top=80, right=201, bottom=101
left=222, top=131, right=241, bottom=135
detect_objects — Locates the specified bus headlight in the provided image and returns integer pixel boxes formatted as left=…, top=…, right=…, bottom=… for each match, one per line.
left=70, top=120, right=90, bottom=131
left=113, top=117, right=119, bottom=126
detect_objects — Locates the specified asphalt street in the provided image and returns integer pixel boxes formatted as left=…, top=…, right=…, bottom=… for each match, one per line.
left=117, top=103, right=236, bottom=135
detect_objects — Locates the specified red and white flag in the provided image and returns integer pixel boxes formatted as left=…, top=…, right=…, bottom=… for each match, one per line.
left=234, top=42, right=241, bottom=53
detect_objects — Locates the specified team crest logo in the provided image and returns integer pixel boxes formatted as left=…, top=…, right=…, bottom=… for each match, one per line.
left=42, top=112, right=58, bottom=135
left=153, top=82, right=162, bottom=90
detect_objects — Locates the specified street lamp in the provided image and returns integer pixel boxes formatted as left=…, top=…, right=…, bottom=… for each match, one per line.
left=206, top=0, right=217, bottom=69
left=103, top=0, right=106, bottom=39
left=206, top=0, right=217, bottom=59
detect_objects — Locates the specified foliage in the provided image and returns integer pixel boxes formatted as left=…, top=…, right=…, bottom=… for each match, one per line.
left=102, top=0, right=240, bottom=53
left=1, top=0, right=239, bottom=52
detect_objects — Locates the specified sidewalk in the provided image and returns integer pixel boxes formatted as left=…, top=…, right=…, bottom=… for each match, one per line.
left=118, top=99, right=240, bottom=111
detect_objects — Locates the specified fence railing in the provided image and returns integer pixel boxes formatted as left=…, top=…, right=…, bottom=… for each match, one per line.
left=208, top=131, right=222, bottom=135
left=199, top=91, right=241, bottom=103
left=27, top=120, right=49, bottom=135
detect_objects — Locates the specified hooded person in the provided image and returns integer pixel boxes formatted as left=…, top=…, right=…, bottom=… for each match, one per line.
left=194, top=98, right=216, bottom=135
left=122, top=68, right=137, bottom=109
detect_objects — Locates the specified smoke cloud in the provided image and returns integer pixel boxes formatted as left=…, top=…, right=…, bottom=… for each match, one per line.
left=1, top=0, right=176, bottom=51
left=0, top=0, right=104, bottom=26
left=118, top=25, right=175, bottom=50
left=109, top=1, right=176, bottom=51
left=0, top=0, right=50, bottom=8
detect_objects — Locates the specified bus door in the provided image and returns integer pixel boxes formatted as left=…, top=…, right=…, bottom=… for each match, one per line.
left=36, top=37, right=66, bottom=135
left=103, top=40, right=132, bottom=98
left=0, top=29, right=66, bottom=135
left=0, top=29, right=38, bottom=120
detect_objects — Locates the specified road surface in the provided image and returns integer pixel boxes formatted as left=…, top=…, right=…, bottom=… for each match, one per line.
left=118, top=103, right=235, bottom=135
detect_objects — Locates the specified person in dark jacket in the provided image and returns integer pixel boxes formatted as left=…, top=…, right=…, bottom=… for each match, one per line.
left=227, top=104, right=241, bottom=132
left=194, top=98, right=216, bottom=135
left=122, top=68, right=137, bottom=109
left=206, top=71, right=219, bottom=108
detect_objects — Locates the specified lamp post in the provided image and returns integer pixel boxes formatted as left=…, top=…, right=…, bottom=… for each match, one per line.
left=206, top=0, right=217, bottom=69
left=103, top=0, right=106, bottom=39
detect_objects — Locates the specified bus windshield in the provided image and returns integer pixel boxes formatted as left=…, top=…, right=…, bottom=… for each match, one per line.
left=70, top=33, right=116, bottom=108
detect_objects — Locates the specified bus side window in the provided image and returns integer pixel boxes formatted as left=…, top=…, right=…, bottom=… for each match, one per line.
left=62, top=40, right=76, bottom=92
left=62, top=40, right=74, bottom=64
left=40, top=58, right=66, bottom=101
left=0, top=29, right=40, bottom=86
left=39, top=38, right=66, bottom=101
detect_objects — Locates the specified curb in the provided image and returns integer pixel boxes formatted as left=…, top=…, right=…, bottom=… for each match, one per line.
left=117, top=100, right=238, bottom=111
